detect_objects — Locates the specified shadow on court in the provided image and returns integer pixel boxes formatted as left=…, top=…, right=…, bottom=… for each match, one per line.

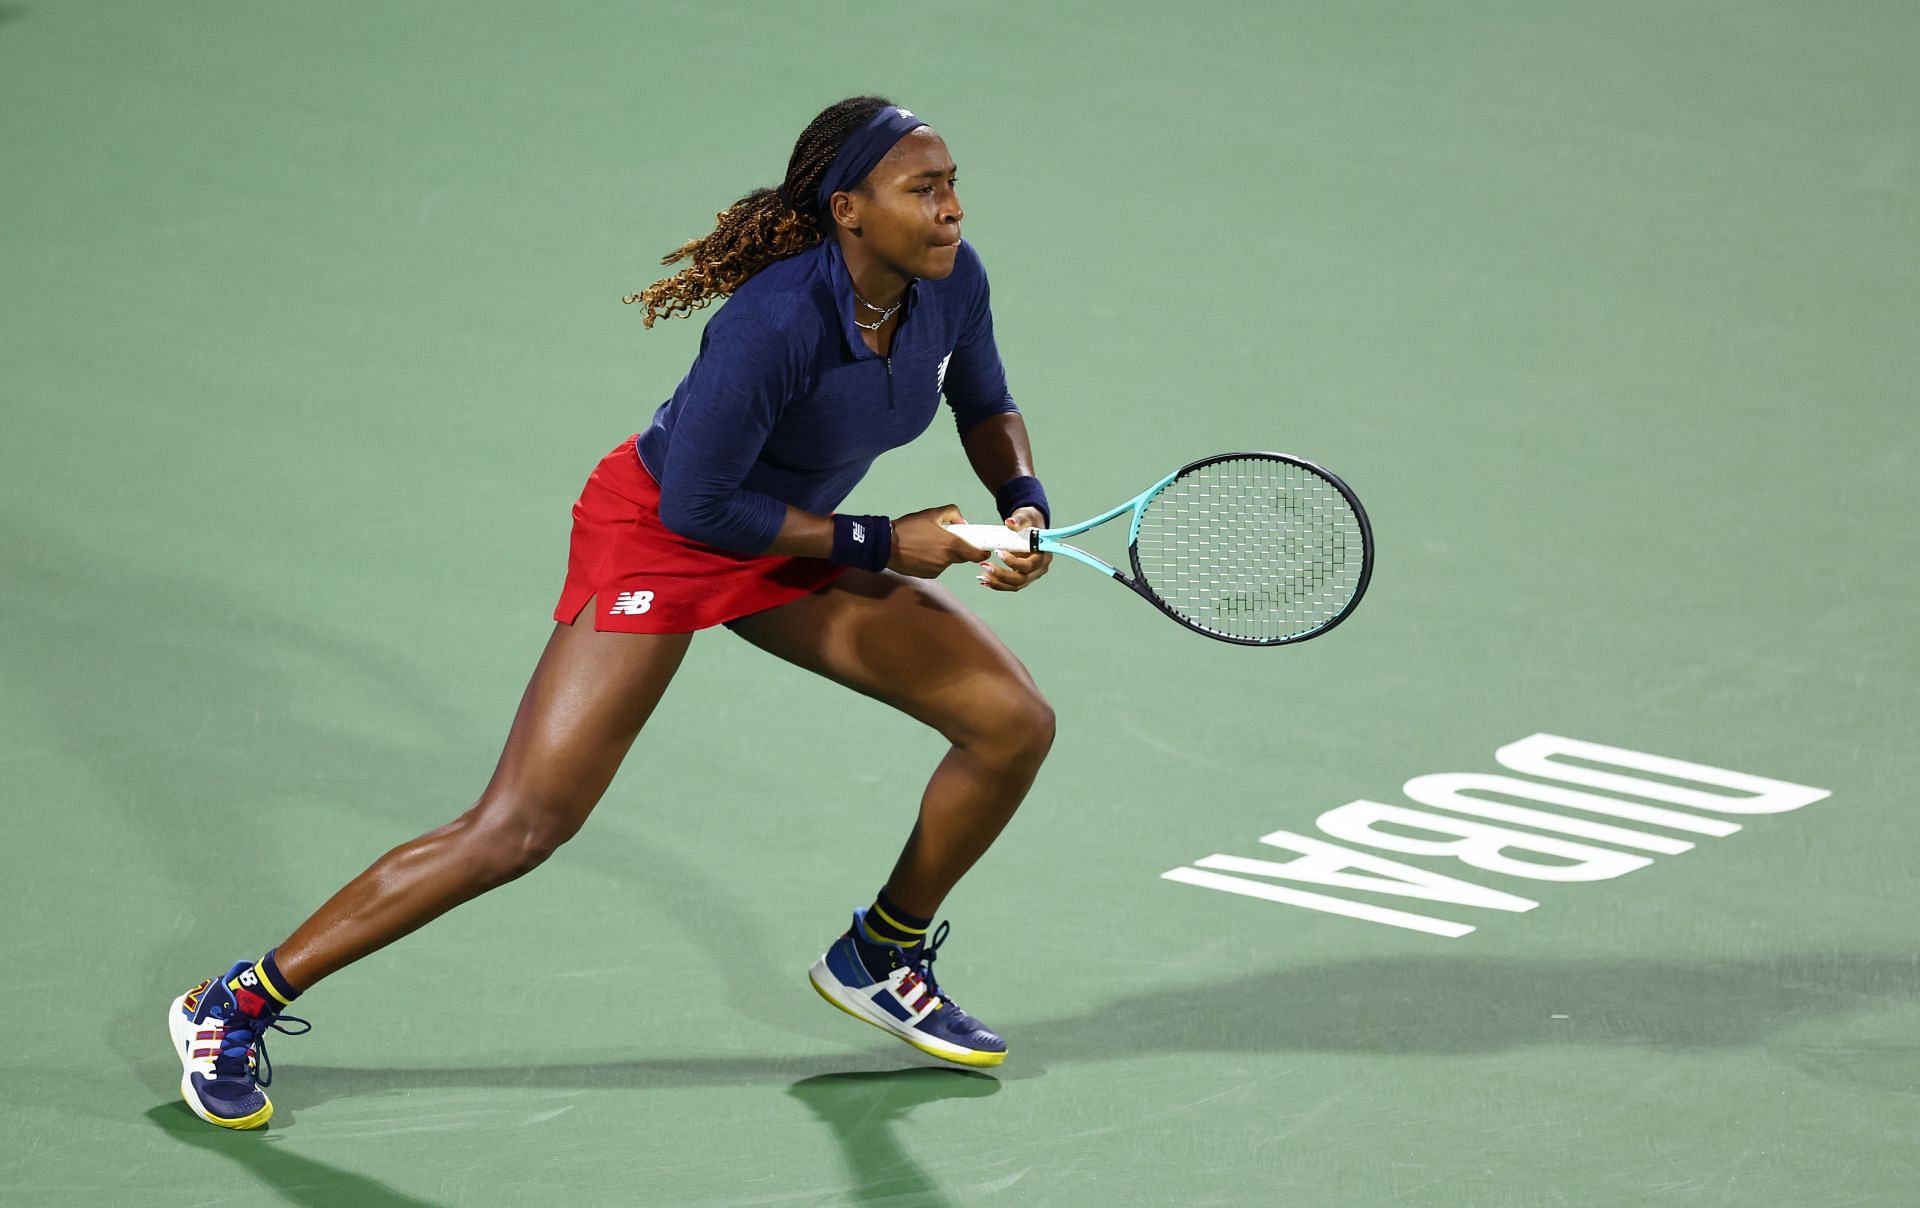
left=141, top=950, right=1913, bottom=1203
left=144, top=1104, right=448, bottom=1208
left=264, top=952, right=1920, bottom=1103
left=140, top=1069, right=996, bottom=1208
left=240, top=948, right=1920, bottom=1098
left=788, top=1069, right=1002, bottom=1206
left=1017, top=950, right=1920, bottom=1063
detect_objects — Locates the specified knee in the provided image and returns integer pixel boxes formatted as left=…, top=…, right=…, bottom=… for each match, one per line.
left=1020, top=693, right=1058, bottom=764
left=960, top=686, right=1056, bottom=771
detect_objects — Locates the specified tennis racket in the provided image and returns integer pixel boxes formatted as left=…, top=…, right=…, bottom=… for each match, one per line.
left=945, top=451, right=1373, bottom=647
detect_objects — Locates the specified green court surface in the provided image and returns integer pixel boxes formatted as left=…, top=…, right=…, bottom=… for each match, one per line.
left=4, top=3, right=1917, bottom=1204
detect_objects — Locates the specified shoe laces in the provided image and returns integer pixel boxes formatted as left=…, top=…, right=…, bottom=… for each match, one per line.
left=212, top=1007, right=311, bottom=1087
left=912, top=922, right=988, bottom=1034
left=915, top=920, right=953, bottom=1004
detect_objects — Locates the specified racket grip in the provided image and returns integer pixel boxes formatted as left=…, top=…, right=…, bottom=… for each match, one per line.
left=942, top=523, right=1034, bottom=554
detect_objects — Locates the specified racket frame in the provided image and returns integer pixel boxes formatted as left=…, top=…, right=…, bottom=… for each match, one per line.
left=1012, top=451, right=1374, bottom=647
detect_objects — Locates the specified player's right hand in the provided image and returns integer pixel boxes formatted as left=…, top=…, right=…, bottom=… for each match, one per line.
left=888, top=505, right=991, bottom=578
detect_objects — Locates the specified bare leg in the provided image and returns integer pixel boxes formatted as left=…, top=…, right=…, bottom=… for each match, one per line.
left=273, top=610, right=691, bottom=989
left=728, top=570, right=1054, bottom=918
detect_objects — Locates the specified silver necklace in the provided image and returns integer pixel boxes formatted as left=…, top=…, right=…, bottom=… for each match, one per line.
left=851, top=289, right=902, bottom=332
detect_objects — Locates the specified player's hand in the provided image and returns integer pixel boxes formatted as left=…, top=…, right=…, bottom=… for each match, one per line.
left=889, top=505, right=991, bottom=578
left=981, top=506, right=1052, bottom=591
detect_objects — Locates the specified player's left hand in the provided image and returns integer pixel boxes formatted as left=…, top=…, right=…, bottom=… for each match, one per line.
left=979, top=506, right=1051, bottom=591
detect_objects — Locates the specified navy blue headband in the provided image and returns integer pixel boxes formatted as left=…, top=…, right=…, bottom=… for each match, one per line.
left=813, top=106, right=929, bottom=212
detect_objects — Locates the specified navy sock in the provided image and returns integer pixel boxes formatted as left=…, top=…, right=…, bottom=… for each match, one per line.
left=858, top=890, right=933, bottom=959
left=227, top=949, right=301, bottom=1019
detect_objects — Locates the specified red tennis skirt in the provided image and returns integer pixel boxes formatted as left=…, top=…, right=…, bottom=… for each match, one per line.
left=553, top=437, right=847, bottom=633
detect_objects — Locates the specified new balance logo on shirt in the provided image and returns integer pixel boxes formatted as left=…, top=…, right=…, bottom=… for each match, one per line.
left=608, top=590, right=655, bottom=615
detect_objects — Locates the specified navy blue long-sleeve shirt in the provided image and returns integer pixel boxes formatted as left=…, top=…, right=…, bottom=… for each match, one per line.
left=636, top=237, right=1019, bottom=553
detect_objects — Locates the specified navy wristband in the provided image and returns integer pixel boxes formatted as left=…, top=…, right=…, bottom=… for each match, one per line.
left=830, top=513, right=893, bottom=572
left=995, top=475, right=1050, bottom=527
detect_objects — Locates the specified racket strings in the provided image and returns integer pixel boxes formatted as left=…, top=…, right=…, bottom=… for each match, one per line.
left=1134, top=457, right=1366, bottom=643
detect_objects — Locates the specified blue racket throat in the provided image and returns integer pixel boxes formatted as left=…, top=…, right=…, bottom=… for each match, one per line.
left=945, top=451, right=1373, bottom=647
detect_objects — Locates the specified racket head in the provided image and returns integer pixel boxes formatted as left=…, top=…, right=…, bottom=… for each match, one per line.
left=1126, top=451, right=1373, bottom=646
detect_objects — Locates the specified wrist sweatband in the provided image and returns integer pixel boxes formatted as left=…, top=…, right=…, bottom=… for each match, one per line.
left=995, top=476, right=1050, bottom=527
left=831, top=514, right=893, bottom=572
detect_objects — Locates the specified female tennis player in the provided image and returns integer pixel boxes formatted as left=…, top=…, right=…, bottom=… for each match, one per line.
left=168, top=96, right=1056, bottom=1129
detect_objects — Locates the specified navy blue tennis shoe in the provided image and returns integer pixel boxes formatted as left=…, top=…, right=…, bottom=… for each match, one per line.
left=167, top=961, right=310, bottom=1129
left=809, top=912, right=1007, bottom=1067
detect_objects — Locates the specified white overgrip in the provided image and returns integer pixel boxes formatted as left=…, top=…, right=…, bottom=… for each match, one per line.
left=941, top=523, right=1033, bottom=554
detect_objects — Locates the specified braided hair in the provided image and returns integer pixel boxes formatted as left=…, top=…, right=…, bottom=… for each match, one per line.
left=623, top=95, right=896, bottom=328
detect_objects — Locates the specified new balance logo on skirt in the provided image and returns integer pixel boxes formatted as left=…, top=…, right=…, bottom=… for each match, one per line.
left=608, top=590, right=655, bottom=615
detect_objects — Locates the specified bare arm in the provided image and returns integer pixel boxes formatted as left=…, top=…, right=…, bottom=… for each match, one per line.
left=960, top=411, right=1037, bottom=493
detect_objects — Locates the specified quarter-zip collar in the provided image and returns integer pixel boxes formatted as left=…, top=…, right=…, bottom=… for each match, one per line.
left=820, top=238, right=919, bottom=361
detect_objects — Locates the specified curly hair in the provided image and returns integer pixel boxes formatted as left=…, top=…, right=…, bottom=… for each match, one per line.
left=623, top=95, right=896, bottom=327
